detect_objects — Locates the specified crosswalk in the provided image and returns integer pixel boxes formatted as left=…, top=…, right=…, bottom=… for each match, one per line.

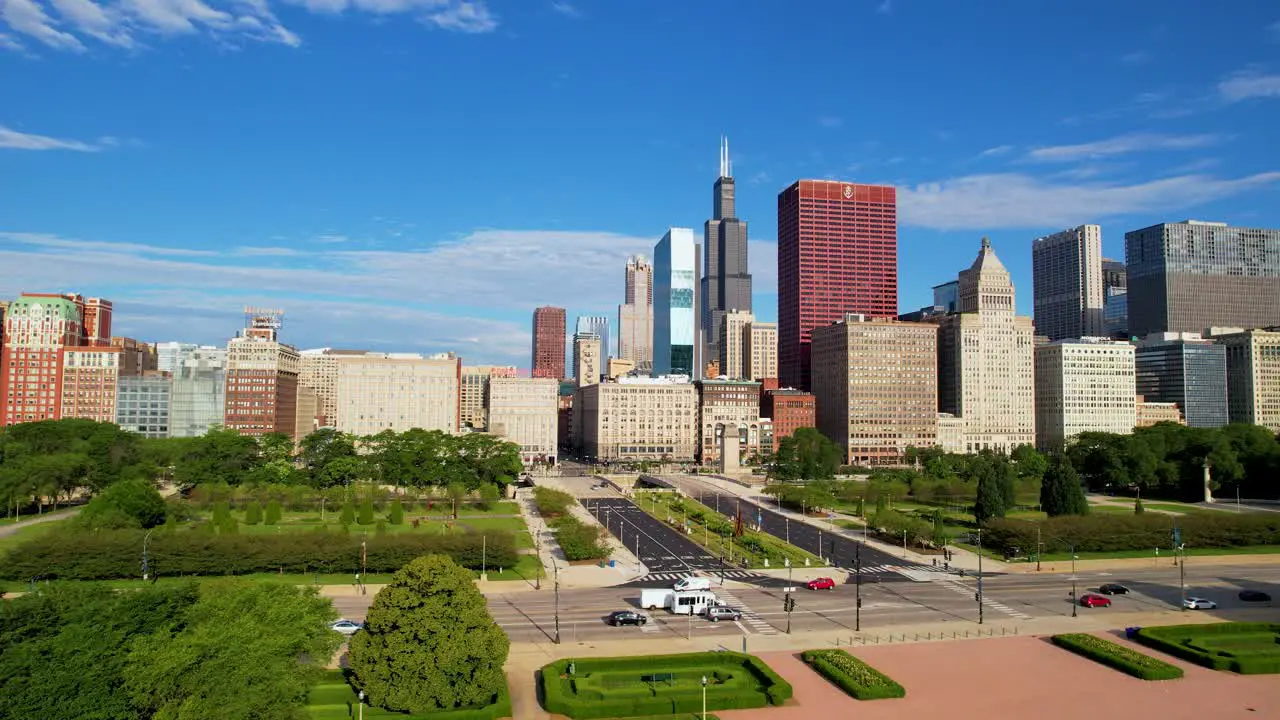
left=714, top=588, right=778, bottom=636
left=635, top=570, right=761, bottom=584
left=841, top=563, right=959, bottom=583
left=939, top=578, right=1034, bottom=620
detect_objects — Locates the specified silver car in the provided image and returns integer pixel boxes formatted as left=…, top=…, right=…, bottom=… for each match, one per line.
left=331, top=619, right=364, bottom=635
left=1182, top=597, right=1217, bottom=610
left=705, top=606, right=742, bottom=623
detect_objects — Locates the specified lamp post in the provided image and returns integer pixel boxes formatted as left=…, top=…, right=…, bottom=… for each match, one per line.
left=976, top=528, right=984, bottom=625
left=534, top=527, right=541, bottom=590
left=141, top=529, right=154, bottom=581
left=357, top=691, right=365, bottom=720
left=785, top=517, right=790, bottom=546
left=1179, top=544, right=1187, bottom=610
left=554, top=562, right=561, bottom=644
left=854, top=542, right=863, bottom=631
left=701, top=675, right=708, bottom=720
left=1071, top=542, right=1079, bottom=618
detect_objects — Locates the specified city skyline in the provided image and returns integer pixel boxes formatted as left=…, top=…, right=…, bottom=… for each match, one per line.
left=3, top=3, right=1279, bottom=366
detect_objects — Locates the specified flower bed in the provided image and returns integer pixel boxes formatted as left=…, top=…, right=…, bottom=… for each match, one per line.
left=800, top=649, right=905, bottom=700
left=1051, top=633, right=1183, bottom=681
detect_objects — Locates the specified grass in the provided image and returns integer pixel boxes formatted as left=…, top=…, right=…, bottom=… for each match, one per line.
left=633, top=492, right=822, bottom=569
left=0, top=516, right=72, bottom=554
left=307, top=670, right=511, bottom=719
left=1084, top=504, right=1137, bottom=515
left=187, top=514, right=535, bottom=549
left=1141, top=503, right=1217, bottom=515
left=1136, top=623, right=1280, bottom=674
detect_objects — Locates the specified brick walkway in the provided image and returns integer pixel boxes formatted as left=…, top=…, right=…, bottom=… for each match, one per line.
left=720, top=636, right=1280, bottom=720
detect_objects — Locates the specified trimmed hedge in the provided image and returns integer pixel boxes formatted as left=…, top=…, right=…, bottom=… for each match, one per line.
left=533, top=487, right=575, bottom=518
left=308, top=670, right=512, bottom=720
left=1135, top=623, right=1280, bottom=675
left=0, top=528, right=517, bottom=580
left=551, top=516, right=609, bottom=561
left=984, top=513, right=1280, bottom=556
left=800, top=649, right=905, bottom=700
left=1051, top=633, right=1183, bottom=680
left=540, top=652, right=791, bottom=719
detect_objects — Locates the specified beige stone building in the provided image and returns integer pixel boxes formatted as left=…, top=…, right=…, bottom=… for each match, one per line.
left=746, top=321, right=777, bottom=381
left=225, top=319, right=302, bottom=438
left=573, top=333, right=601, bottom=388
left=695, top=379, right=771, bottom=468
left=1136, top=395, right=1185, bottom=427
left=618, top=254, right=654, bottom=372
left=335, top=352, right=460, bottom=436
left=1210, top=327, right=1280, bottom=433
left=60, top=347, right=123, bottom=422
left=459, top=364, right=518, bottom=431
left=937, top=413, right=966, bottom=454
left=939, top=238, right=1036, bottom=452
left=575, top=377, right=698, bottom=461
left=487, top=377, right=559, bottom=465
left=811, top=315, right=939, bottom=465
left=296, top=385, right=319, bottom=440
left=1034, top=338, right=1136, bottom=451
left=717, top=310, right=754, bottom=379
left=607, top=357, right=635, bottom=379
left=300, top=348, right=369, bottom=428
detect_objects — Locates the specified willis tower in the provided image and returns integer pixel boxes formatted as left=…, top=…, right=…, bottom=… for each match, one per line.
left=701, top=137, right=752, bottom=369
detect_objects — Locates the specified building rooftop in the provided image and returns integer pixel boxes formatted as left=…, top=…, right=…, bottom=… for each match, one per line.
left=7, top=294, right=79, bottom=321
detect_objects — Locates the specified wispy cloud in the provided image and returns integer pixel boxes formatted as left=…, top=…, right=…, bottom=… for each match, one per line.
left=898, top=171, right=1280, bottom=230
left=1218, top=70, right=1280, bottom=102
left=550, top=1, right=578, bottom=18
left=1269, top=21, right=1280, bottom=41
left=876, top=0, right=891, bottom=14
left=1119, top=51, right=1149, bottom=65
left=0, top=0, right=497, bottom=53
left=977, top=145, right=1013, bottom=158
left=1025, top=133, right=1225, bottom=163
left=817, top=116, right=843, bottom=128
left=0, top=125, right=102, bottom=151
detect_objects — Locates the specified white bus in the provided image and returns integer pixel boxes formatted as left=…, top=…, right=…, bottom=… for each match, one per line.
left=639, top=589, right=720, bottom=615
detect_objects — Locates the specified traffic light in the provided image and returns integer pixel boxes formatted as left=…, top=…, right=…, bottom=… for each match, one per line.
left=974, top=592, right=980, bottom=602
left=856, top=598, right=862, bottom=609
left=783, top=595, right=796, bottom=613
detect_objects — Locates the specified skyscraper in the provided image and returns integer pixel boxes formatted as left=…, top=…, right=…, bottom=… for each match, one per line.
left=170, top=346, right=227, bottom=438
left=618, top=255, right=654, bottom=371
left=575, top=315, right=610, bottom=363
left=1125, top=220, right=1280, bottom=337
left=1, top=293, right=87, bottom=426
left=1032, top=224, right=1104, bottom=341
left=1134, top=332, right=1228, bottom=428
left=531, top=306, right=566, bottom=380
left=653, top=228, right=701, bottom=376
left=572, top=332, right=601, bottom=387
left=224, top=308, right=302, bottom=438
left=777, top=180, right=898, bottom=390
left=938, top=239, right=1036, bottom=452
left=701, top=137, right=752, bottom=366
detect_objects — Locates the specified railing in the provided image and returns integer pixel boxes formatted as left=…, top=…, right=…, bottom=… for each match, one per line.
left=832, top=625, right=1020, bottom=647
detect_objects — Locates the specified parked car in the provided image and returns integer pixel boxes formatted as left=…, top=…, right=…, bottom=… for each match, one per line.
left=331, top=620, right=363, bottom=636
left=1238, top=590, right=1272, bottom=603
left=807, top=577, right=837, bottom=591
left=705, top=606, right=742, bottom=623
left=608, top=610, right=648, bottom=626
left=1079, top=593, right=1112, bottom=608
left=1183, top=597, right=1218, bottom=610
left=1098, top=583, right=1130, bottom=595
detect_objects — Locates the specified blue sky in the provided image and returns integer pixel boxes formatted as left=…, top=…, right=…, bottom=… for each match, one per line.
left=2, top=0, right=1278, bottom=367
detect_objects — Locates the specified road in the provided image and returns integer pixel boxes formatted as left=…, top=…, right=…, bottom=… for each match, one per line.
left=328, top=561, right=1280, bottom=645
left=0, top=507, right=80, bottom=539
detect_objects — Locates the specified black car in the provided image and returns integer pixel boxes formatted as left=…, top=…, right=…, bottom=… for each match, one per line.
left=1098, top=583, right=1130, bottom=595
left=1238, top=590, right=1272, bottom=603
left=608, top=610, right=647, bottom=626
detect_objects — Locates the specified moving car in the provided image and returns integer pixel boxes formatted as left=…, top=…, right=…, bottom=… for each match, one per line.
left=1079, top=593, right=1112, bottom=608
left=705, top=606, right=742, bottom=623
left=331, top=620, right=363, bottom=636
left=608, top=610, right=648, bottom=626
left=807, top=577, right=837, bottom=591
left=1183, top=597, right=1218, bottom=610
left=1098, top=583, right=1130, bottom=595
left=1238, top=590, right=1272, bottom=602
left=673, top=576, right=712, bottom=592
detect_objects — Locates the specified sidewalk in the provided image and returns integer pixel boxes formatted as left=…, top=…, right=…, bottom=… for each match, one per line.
left=517, top=480, right=647, bottom=589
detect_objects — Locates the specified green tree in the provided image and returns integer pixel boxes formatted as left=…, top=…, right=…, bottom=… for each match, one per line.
left=77, top=478, right=167, bottom=530
left=477, top=483, right=501, bottom=510
left=1134, top=497, right=1145, bottom=514
left=349, top=555, right=509, bottom=713
left=126, top=579, right=340, bottom=720
left=447, top=482, right=468, bottom=518
left=1040, top=455, right=1090, bottom=517
left=172, top=427, right=263, bottom=488
left=340, top=501, right=356, bottom=526
left=264, top=499, right=282, bottom=525
left=973, top=469, right=1007, bottom=525
left=388, top=497, right=405, bottom=525
left=358, top=496, right=376, bottom=526
left=244, top=501, right=263, bottom=525
left=770, top=427, right=842, bottom=484
left=931, top=509, right=948, bottom=547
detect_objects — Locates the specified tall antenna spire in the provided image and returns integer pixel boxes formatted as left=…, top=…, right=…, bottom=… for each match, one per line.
left=726, top=136, right=732, bottom=177
left=719, top=136, right=727, bottom=178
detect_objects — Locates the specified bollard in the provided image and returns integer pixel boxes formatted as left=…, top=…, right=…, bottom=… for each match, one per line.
left=914, top=633, right=919, bottom=641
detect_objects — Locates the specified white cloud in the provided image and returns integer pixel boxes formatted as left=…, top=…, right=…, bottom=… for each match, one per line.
left=898, top=171, right=1280, bottom=230
left=1025, top=133, right=1225, bottom=163
left=0, top=125, right=101, bottom=151
left=1218, top=71, right=1280, bottom=102
left=2, top=0, right=86, bottom=50
left=1, top=231, right=217, bottom=255
left=978, top=145, right=1013, bottom=158
left=1, top=0, right=496, bottom=53
left=234, top=245, right=301, bottom=256
left=549, top=1, right=578, bottom=18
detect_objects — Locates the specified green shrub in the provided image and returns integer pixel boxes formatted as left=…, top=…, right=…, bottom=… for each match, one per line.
left=388, top=498, right=405, bottom=525
left=358, top=498, right=375, bottom=526
left=1051, top=633, right=1183, bottom=680
left=340, top=502, right=356, bottom=526
left=801, top=649, right=904, bottom=700
left=0, top=528, right=518, bottom=580
left=555, top=517, right=609, bottom=561
left=264, top=500, right=282, bottom=525
left=534, top=487, right=574, bottom=517
left=1135, top=623, right=1280, bottom=674
left=245, top=501, right=263, bottom=525
left=375, top=521, right=387, bottom=536
left=984, top=513, right=1280, bottom=556
left=478, top=484, right=501, bottom=510
left=77, top=479, right=168, bottom=530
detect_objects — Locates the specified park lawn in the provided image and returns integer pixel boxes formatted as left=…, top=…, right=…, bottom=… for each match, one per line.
left=1084, top=504, right=1136, bottom=514
left=636, top=492, right=822, bottom=569
left=1136, top=622, right=1280, bottom=674
left=0, top=516, right=70, bottom=554
left=1141, top=503, right=1219, bottom=515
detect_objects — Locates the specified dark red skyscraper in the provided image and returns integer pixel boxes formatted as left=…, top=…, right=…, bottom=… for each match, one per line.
left=777, top=180, right=898, bottom=390
left=531, top=306, right=566, bottom=379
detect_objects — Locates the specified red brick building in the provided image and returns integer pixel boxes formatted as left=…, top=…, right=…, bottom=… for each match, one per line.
left=762, top=388, right=816, bottom=452
left=0, top=294, right=95, bottom=426
left=224, top=309, right=301, bottom=438
left=532, top=306, right=566, bottom=380
left=777, top=180, right=898, bottom=390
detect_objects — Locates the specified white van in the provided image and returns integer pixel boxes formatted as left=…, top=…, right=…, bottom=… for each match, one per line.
left=673, top=576, right=711, bottom=592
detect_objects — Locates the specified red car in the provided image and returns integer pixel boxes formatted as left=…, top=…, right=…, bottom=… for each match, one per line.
left=807, top=577, right=837, bottom=591
left=1079, top=593, right=1112, bottom=608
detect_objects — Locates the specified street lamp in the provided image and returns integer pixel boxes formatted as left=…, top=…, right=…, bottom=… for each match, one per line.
left=701, top=675, right=708, bottom=720
left=553, top=562, right=561, bottom=644
left=1071, top=542, right=1079, bottom=618
left=854, top=542, right=862, bottom=632
left=141, top=529, right=154, bottom=581
left=976, top=529, right=984, bottom=625
left=357, top=690, right=365, bottom=720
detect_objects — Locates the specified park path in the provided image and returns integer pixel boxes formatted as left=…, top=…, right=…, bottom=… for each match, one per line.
left=0, top=507, right=79, bottom=539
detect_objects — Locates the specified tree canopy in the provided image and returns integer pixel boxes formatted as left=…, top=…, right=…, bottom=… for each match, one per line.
left=348, top=554, right=509, bottom=713
left=769, top=427, right=842, bottom=483
left=76, top=477, right=168, bottom=530
left=1039, top=454, right=1090, bottom=518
